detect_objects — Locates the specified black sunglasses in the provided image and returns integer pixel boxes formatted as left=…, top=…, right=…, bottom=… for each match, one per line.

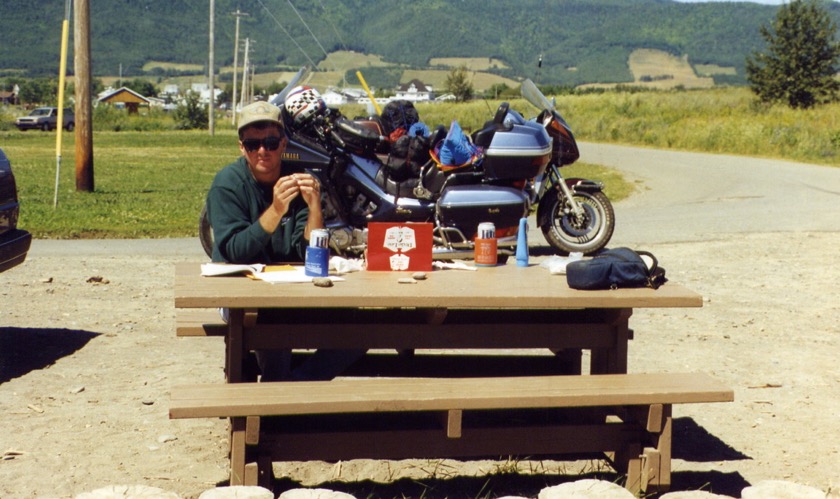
left=242, top=136, right=284, bottom=152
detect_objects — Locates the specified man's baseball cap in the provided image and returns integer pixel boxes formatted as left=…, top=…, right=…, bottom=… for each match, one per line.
left=238, top=101, right=284, bottom=132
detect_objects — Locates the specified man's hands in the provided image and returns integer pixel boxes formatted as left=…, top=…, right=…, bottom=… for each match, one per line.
left=259, top=173, right=323, bottom=236
left=293, top=173, right=321, bottom=209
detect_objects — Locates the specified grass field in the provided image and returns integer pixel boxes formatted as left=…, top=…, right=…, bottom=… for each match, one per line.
left=4, top=85, right=840, bottom=239
left=3, top=130, right=232, bottom=239
left=107, top=48, right=724, bottom=97
left=2, top=127, right=623, bottom=239
left=428, top=57, right=510, bottom=71
left=581, top=49, right=718, bottom=91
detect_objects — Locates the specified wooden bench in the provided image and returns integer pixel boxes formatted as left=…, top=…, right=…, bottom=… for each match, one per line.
left=175, top=308, right=232, bottom=337
left=170, top=372, right=733, bottom=494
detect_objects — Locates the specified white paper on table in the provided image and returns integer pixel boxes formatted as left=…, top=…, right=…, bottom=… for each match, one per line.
left=540, top=252, right=585, bottom=275
left=433, top=261, right=477, bottom=271
left=255, top=267, right=345, bottom=284
left=200, top=262, right=265, bottom=277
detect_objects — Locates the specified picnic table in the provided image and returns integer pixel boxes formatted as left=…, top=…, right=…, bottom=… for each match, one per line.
left=171, top=261, right=732, bottom=493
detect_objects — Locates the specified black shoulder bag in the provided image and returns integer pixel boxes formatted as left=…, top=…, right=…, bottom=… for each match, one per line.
left=566, top=247, right=667, bottom=290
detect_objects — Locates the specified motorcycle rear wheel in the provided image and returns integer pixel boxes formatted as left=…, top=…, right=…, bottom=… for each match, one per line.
left=539, top=188, right=614, bottom=255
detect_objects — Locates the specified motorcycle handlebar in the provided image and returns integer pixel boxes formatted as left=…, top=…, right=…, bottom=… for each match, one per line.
left=330, top=129, right=347, bottom=149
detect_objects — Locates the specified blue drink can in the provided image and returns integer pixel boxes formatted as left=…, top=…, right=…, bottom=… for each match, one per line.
left=305, top=229, right=330, bottom=277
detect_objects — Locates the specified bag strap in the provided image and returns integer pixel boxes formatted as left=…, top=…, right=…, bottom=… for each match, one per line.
left=636, top=250, right=666, bottom=289
left=635, top=250, right=658, bottom=272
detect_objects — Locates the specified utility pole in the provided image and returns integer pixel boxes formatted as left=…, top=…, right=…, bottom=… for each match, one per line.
left=74, top=0, right=94, bottom=192
left=239, top=38, right=251, bottom=109
left=208, top=0, right=215, bottom=135
left=231, top=9, right=249, bottom=126
left=250, top=63, right=255, bottom=103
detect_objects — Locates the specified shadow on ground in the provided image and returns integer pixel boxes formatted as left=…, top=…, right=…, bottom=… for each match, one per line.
left=250, top=416, right=751, bottom=498
left=673, top=417, right=750, bottom=462
left=267, top=468, right=751, bottom=498
left=0, top=327, right=100, bottom=384
left=272, top=470, right=623, bottom=499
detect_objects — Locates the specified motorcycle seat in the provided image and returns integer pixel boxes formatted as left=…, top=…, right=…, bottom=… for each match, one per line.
left=472, top=121, right=507, bottom=148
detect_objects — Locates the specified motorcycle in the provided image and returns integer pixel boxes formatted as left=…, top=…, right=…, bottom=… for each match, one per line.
left=199, top=67, right=614, bottom=259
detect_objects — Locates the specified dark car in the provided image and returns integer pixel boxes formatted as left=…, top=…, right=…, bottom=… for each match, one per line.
left=15, top=107, right=75, bottom=132
left=0, top=148, right=32, bottom=272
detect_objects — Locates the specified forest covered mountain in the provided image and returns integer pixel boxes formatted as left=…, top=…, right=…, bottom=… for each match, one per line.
left=2, top=0, right=836, bottom=87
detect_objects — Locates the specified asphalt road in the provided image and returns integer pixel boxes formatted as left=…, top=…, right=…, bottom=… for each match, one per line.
left=27, top=143, right=840, bottom=257
left=580, top=142, right=840, bottom=245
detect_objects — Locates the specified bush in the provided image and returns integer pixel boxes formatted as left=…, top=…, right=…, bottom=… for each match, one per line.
left=0, top=108, right=16, bottom=131
left=93, top=105, right=179, bottom=131
left=174, top=93, right=208, bottom=130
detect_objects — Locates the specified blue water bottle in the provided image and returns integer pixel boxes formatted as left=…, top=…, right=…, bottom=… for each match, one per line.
left=515, top=217, right=529, bottom=267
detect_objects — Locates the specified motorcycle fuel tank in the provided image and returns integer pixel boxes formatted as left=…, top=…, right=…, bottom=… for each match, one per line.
left=437, top=185, right=528, bottom=241
left=283, top=136, right=331, bottom=171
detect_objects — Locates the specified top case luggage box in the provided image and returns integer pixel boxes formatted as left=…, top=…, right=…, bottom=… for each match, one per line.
left=480, top=119, right=552, bottom=180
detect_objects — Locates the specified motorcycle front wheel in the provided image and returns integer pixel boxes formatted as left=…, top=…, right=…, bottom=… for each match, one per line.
left=198, top=203, right=214, bottom=258
left=538, top=188, right=615, bottom=255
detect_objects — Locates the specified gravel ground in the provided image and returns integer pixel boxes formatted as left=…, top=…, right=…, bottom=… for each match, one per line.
left=1, top=231, right=838, bottom=498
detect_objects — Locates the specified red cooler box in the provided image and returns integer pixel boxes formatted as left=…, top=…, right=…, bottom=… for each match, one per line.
left=366, top=222, right=433, bottom=271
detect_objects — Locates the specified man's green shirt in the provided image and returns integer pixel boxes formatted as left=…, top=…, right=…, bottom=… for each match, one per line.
left=206, top=156, right=309, bottom=264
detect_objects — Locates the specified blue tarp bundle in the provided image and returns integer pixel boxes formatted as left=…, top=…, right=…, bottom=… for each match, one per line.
left=438, top=120, right=477, bottom=166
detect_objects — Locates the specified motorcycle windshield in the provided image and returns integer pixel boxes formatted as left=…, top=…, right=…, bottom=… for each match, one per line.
left=269, top=66, right=312, bottom=107
left=521, top=78, right=575, bottom=134
left=521, top=79, right=554, bottom=113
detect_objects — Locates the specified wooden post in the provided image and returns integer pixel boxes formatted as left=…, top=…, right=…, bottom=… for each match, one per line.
left=208, top=0, right=215, bottom=136
left=74, top=0, right=94, bottom=192
left=231, top=9, right=248, bottom=127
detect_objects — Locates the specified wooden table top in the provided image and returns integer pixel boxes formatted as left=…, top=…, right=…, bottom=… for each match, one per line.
left=175, top=262, right=703, bottom=311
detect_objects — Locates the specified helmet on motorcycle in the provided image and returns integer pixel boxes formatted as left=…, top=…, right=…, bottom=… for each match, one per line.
left=284, top=85, right=326, bottom=126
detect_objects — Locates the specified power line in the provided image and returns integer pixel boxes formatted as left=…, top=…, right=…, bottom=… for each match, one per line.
left=286, top=1, right=330, bottom=61
left=286, top=0, right=341, bottom=75
left=254, top=0, right=318, bottom=68
left=315, top=0, right=348, bottom=51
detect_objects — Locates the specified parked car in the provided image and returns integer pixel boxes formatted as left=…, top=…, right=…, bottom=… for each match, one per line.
left=0, top=148, right=32, bottom=272
left=14, top=107, right=75, bottom=132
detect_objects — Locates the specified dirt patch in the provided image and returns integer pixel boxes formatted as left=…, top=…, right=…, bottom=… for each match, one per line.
left=1, top=232, right=838, bottom=498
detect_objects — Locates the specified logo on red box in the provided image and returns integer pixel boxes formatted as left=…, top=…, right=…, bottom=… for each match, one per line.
left=367, top=222, right=433, bottom=271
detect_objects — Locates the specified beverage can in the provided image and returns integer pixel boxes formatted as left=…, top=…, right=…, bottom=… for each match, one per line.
left=305, top=229, right=330, bottom=277
left=475, top=222, right=497, bottom=267
left=310, top=228, right=330, bottom=249
left=478, top=222, right=495, bottom=240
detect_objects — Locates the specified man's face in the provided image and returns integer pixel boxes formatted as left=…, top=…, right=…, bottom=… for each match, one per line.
left=239, top=124, right=287, bottom=185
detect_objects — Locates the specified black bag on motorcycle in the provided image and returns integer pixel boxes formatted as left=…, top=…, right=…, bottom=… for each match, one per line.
left=566, top=248, right=667, bottom=290
left=380, top=100, right=420, bottom=140
left=383, top=133, right=431, bottom=182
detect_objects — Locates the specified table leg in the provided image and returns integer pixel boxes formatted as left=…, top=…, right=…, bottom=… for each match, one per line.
left=229, top=417, right=247, bottom=485
left=590, top=308, right=632, bottom=375
left=226, top=309, right=245, bottom=383
left=641, top=404, right=673, bottom=493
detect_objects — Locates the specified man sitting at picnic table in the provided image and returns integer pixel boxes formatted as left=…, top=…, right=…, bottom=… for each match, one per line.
left=205, top=101, right=365, bottom=381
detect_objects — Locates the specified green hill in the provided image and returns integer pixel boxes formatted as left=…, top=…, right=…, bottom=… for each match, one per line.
left=2, top=0, right=834, bottom=88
